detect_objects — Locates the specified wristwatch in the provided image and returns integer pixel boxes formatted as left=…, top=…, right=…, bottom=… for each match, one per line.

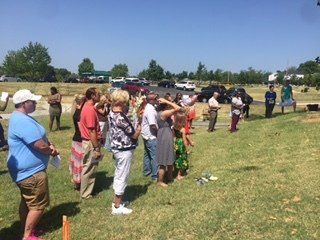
left=93, top=147, right=100, bottom=152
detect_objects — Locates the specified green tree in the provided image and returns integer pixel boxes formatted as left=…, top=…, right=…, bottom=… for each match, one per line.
left=111, top=63, right=129, bottom=78
left=55, top=68, right=71, bottom=82
left=78, top=58, right=94, bottom=76
left=196, top=62, right=206, bottom=82
left=146, top=59, right=164, bottom=81
left=138, top=69, right=148, bottom=79
left=3, top=42, right=51, bottom=81
left=286, top=66, right=297, bottom=75
left=297, top=61, right=320, bottom=74
left=176, top=71, right=188, bottom=80
left=164, top=71, right=173, bottom=80
left=213, top=69, right=223, bottom=82
left=188, top=72, right=195, bottom=80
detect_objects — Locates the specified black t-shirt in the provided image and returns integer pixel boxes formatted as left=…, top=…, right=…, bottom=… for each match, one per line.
left=72, top=109, right=82, bottom=142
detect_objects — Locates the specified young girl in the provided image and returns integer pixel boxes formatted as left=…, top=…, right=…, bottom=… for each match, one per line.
left=173, top=111, right=190, bottom=180
left=95, top=94, right=110, bottom=145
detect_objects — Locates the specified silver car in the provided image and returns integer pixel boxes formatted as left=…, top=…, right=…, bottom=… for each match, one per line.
left=0, top=75, right=21, bottom=82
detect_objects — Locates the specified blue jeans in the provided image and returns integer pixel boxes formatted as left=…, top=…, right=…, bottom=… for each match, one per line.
left=143, top=138, right=158, bottom=179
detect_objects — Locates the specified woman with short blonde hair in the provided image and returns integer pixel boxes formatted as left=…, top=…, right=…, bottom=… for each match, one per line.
left=111, top=90, right=129, bottom=106
left=108, top=90, right=141, bottom=215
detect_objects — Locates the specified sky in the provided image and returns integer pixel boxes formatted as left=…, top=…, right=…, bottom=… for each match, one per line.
left=0, top=0, right=319, bottom=75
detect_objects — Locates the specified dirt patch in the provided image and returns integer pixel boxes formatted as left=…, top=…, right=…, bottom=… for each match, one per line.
left=301, top=112, right=320, bottom=123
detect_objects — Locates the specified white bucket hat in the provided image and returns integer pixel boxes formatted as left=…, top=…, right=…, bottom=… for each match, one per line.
left=13, top=89, right=42, bottom=104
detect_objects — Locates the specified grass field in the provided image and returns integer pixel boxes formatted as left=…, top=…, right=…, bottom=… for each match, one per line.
left=0, top=101, right=319, bottom=239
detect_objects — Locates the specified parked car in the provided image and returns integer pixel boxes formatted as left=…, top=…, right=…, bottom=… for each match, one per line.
left=65, top=77, right=79, bottom=83
left=197, top=85, right=227, bottom=103
left=110, top=77, right=125, bottom=83
left=225, top=87, right=253, bottom=104
left=121, top=82, right=150, bottom=95
left=125, top=78, right=140, bottom=84
left=175, top=80, right=196, bottom=91
left=138, top=78, right=150, bottom=86
left=109, top=81, right=125, bottom=93
left=158, top=80, right=176, bottom=88
left=0, top=75, right=21, bottom=82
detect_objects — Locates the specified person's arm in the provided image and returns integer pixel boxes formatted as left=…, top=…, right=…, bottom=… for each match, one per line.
left=88, top=128, right=102, bottom=158
left=131, top=123, right=142, bottom=139
left=96, top=104, right=106, bottom=115
left=0, top=96, right=9, bottom=111
left=181, top=128, right=194, bottom=147
left=33, top=139, right=59, bottom=156
left=158, top=98, right=181, bottom=120
left=150, top=124, right=158, bottom=133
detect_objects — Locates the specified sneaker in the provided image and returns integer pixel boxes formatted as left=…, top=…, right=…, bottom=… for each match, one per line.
left=112, top=201, right=130, bottom=207
left=112, top=204, right=133, bottom=215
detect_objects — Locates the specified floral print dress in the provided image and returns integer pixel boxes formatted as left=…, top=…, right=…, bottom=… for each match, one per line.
left=174, top=128, right=188, bottom=171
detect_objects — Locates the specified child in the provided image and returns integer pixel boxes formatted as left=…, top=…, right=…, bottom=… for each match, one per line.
left=95, top=94, right=110, bottom=144
left=174, top=111, right=191, bottom=180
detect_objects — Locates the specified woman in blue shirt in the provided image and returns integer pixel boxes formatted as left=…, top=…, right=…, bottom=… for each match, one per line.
left=265, top=85, right=277, bottom=118
left=7, top=89, right=59, bottom=240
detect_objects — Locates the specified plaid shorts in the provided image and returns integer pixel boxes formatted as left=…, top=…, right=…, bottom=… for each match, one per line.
left=17, top=171, right=50, bottom=210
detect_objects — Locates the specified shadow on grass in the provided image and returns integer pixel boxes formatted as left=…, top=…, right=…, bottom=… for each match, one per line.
left=0, top=170, right=8, bottom=176
left=125, top=183, right=151, bottom=203
left=246, top=110, right=305, bottom=122
left=0, top=202, right=80, bottom=240
left=58, top=126, right=71, bottom=131
left=93, top=171, right=113, bottom=196
left=231, top=165, right=261, bottom=173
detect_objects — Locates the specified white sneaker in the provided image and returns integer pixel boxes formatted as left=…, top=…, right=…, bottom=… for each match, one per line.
left=112, top=204, right=133, bottom=215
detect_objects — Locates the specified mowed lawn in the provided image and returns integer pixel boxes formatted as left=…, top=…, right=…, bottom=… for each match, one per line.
left=0, top=101, right=319, bottom=239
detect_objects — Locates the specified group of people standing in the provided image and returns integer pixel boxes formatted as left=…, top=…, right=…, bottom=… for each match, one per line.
left=68, top=88, right=197, bottom=216
left=3, top=80, right=297, bottom=239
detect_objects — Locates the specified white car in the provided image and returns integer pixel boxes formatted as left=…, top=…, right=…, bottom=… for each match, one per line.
left=110, top=77, right=125, bottom=83
left=175, top=80, right=196, bottom=91
left=0, top=75, right=21, bottom=82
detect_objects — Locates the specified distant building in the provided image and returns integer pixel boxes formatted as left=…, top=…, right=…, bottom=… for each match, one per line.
left=268, top=73, right=278, bottom=82
left=284, top=74, right=304, bottom=81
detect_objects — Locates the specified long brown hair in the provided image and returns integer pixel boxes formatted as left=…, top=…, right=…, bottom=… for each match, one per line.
left=174, top=110, right=186, bottom=131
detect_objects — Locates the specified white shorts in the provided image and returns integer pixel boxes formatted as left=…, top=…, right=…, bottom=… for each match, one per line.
left=281, top=99, right=295, bottom=107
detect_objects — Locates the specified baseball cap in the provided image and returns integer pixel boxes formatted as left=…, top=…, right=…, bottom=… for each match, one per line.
left=13, top=89, right=42, bottom=104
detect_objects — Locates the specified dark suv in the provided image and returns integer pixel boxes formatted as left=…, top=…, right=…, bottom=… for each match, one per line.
left=158, top=80, right=176, bottom=88
left=225, top=87, right=253, bottom=104
left=197, top=85, right=227, bottom=103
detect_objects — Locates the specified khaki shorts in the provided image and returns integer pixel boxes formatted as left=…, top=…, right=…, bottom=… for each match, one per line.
left=17, top=171, right=50, bottom=210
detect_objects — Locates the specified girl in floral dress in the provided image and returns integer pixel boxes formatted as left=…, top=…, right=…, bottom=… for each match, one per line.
left=173, top=111, right=190, bottom=180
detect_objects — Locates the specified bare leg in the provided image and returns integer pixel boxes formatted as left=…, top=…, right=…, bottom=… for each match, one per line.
left=176, top=170, right=184, bottom=180
left=23, top=209, right=44, bottom=239
left=293, top=102, right=296, bottom=112
left=113, top=194, right=123, bottom=208
left=56, top=115, right=61, bottom=130
left=49, top=115, right=54, bottom=131
left=167, top=165, right=173, bottom=182
left=158, top=166, right=167, bottom=187
left=19, top=198, right=28, bottom=235
left=281, top=106, right=284, bottom=114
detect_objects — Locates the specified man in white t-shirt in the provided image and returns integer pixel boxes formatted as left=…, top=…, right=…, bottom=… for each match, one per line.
left=207, top=92, right=221, bottom=132
left=141, top=93, right=158, bottom=180
left=230, top=91, right=244, bottom=133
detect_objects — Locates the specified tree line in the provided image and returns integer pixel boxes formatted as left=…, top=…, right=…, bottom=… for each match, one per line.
left=1, top=42, right=320, bottom=86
